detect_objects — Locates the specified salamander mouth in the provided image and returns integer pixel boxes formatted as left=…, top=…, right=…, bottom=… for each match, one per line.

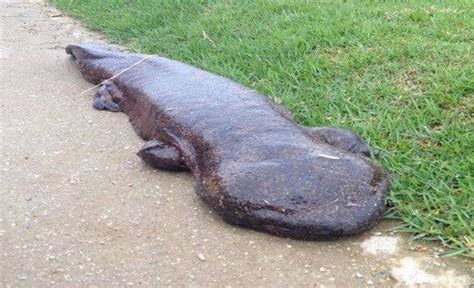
left=262, top=224, right=294, bottom=237
left=259, top=223, right=345, bottom=240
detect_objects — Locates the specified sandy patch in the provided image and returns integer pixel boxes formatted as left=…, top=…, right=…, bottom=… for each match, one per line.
left=361, top=235, right=399, bottom=255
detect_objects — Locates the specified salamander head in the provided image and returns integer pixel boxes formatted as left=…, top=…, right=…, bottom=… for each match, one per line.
left=207, top=150, right=389, bottom=240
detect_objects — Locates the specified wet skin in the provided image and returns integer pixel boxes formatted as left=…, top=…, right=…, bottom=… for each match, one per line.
left=66, top=43, right=389, bottom=239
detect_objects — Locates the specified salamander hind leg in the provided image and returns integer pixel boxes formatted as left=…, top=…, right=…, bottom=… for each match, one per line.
left=304, top=127, right=379, bottom=157
left=92, top=82, right=121, bottom=112
left=137, top=140, right=188, bottom=172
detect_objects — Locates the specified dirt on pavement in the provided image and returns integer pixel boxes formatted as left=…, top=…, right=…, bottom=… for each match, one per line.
left=0, top=0, right=472, bottom=287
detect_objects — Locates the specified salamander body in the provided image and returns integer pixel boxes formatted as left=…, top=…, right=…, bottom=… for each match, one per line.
left=66, top=43, right=389, bottom=239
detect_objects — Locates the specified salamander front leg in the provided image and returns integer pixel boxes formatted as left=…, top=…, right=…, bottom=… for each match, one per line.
left=303, top=127, right=379, bottom=157
left=137, top=139, right=188, bottom=172
left=92, top=81, right=122, bottom=112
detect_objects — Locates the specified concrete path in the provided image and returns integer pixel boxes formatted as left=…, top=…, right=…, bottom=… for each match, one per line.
left=0, top=0, right=472, bottom=287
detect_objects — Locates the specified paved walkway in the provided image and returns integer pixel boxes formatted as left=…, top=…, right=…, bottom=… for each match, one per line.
left=0, top=0, right=472, bottom=287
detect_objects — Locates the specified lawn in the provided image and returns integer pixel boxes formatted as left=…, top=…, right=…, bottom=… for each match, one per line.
left=50, top=0, right=473, bottom=257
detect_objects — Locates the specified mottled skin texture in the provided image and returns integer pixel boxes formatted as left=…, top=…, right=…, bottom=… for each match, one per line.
left=66, top=43, right=389, bottom=240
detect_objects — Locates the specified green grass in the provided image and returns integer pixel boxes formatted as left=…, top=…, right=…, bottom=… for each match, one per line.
left=50, top=0, right=473, bottom=256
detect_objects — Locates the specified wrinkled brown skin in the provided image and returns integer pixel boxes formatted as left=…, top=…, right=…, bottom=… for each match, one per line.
left=66, top=43, right=389, bottom=240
